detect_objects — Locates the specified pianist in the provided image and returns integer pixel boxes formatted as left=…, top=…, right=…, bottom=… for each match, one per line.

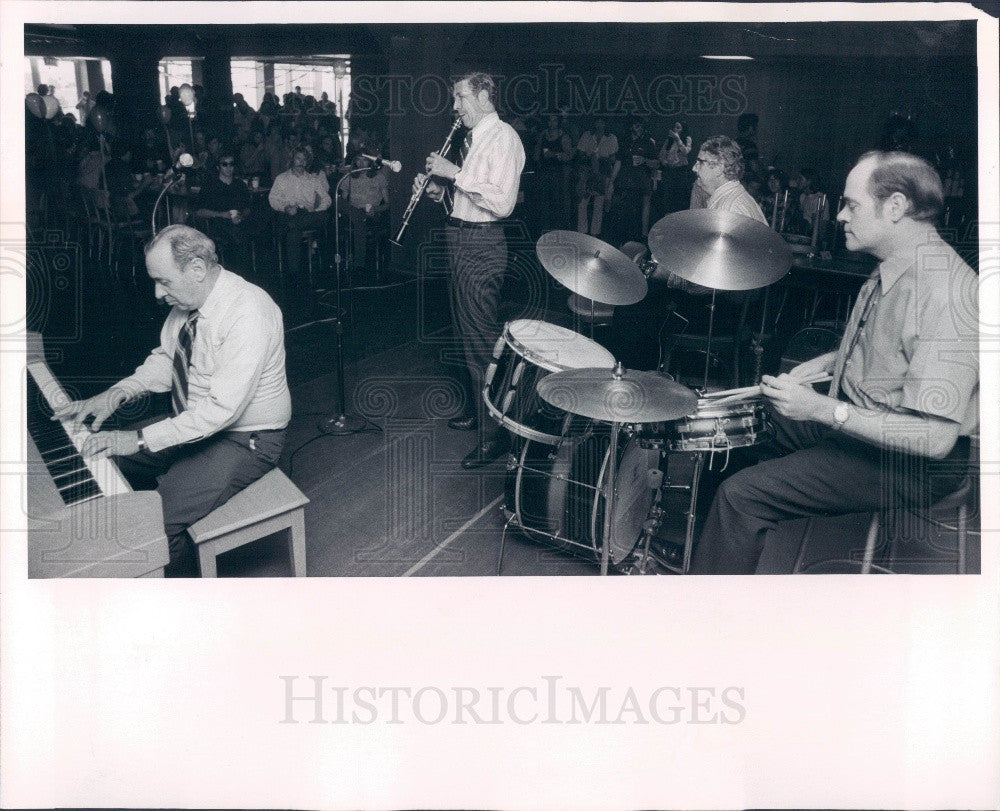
left=53, top=224, right=292, bottom=576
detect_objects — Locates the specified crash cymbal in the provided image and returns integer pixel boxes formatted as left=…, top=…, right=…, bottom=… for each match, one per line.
left=537, top=363, right=698, bottom=423
left=536, top=230, right=648, bottom=305
left=646, top=209, right=792, bottom=291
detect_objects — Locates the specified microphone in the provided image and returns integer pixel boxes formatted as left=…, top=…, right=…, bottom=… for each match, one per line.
left=176, top=152, right=194, bottom=169
left=361, top=154, right=402, bottom=173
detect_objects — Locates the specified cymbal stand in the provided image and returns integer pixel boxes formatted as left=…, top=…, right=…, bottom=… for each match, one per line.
left=600, top=418, right=622, bottom=576
left=702, top=288, right=717, bottom=390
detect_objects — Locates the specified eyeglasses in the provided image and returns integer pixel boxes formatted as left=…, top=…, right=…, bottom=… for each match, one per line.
left=694, top=157, right=719, bottom=166
left=219, top=161, right=235, bottom=167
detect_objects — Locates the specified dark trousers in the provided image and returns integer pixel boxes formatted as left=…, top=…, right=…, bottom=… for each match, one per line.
left=279, top=209, right=328, bottom=286
left=204, top=219, right=252, bottom=275
left=116, top=424, right=286, bottom=576
left=690, top=411, right=969, bottom=574
left=446, top=222, right=507, bottom=433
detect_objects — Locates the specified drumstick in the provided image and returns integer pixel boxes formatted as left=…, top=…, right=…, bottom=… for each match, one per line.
left=705, top=372, right=832, bottom=400
left=710, top=374, right=833, bottom=407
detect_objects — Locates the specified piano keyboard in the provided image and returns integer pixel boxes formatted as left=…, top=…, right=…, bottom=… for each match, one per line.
left=26, top=359, right=131, bottom=502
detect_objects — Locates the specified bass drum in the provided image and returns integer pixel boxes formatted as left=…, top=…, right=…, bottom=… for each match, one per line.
left=505, top=428, right=663, bottom=569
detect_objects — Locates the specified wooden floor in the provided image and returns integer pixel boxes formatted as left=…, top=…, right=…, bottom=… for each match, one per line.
left=27, top=221, right=977, bottom=577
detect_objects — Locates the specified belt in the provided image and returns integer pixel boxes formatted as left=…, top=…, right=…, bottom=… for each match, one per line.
left=446, top=216, right=501, bottom=229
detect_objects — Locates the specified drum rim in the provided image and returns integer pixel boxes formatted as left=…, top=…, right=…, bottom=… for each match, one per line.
left=484, top=393, right=565, bottom=445
left=505, top=319, right=616, bottom=372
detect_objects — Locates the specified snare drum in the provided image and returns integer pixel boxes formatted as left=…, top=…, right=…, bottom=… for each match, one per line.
left=651, top=397, right=772, bottom=453
left=505, top=428, right=663, bottom=569
left=484, top=319, right=616, bottom=444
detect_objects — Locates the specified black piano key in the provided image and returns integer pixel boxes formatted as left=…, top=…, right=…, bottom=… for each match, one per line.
left=26, top=373, right=103, bottom=507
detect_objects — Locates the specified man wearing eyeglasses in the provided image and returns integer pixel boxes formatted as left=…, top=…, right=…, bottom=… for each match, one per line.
left=194, top=147, right=253, bottom=274
left=692, top=135, right=766, bottom=223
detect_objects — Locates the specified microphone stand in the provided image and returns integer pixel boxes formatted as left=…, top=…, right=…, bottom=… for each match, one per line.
left=151, top=172, right=184, bottom=235
left=318, top=165, right=372, bottom=435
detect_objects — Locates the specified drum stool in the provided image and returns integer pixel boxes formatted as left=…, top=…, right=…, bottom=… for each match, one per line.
left=187, top=468, right=309, bottom=577
left=792, top=476, right=974, bottom=574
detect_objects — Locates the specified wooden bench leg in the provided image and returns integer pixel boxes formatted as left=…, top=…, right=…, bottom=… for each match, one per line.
left=288, top=509, right=306, bottom=577
left=199, top=544, right=219, bottom=577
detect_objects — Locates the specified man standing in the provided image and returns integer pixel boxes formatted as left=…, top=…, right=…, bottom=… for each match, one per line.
left=193, top=147, right=253, bottom=273
left=269, top=146, right=331, bottom=289
left=575, top=117, right=619, bottom=237
left=414, top=72, right=525, bottom=469
left=53, top=225, right=292, bottom=576
left=691, top=151, right=978, bottom=574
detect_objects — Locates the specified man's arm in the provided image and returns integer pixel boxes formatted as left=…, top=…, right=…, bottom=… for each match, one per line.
left=761, top=375, right=961, bottom=459
left=314, top=173, right=332, bottom=211
left=139, top=307, right=279, bottom=452
left=268, top=175, right=290, bottom=212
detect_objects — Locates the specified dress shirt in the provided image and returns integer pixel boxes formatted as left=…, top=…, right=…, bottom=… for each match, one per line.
left=451, top=112, right=526, bottom=222
left=707, top=179, right=767, bottom=224
left=576, top=131, right=619, bottom=161
left=344, top=169, right=389, bottom=211
left=120, top=269, right=292, bottom=452
left=268, top=169, right=332, bottom=212
left=830, top=229, right=978, bottom=434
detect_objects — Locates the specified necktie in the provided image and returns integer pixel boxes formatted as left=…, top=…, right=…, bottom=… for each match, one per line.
left=830, top=272, right=881, bottom=399
left=460, top=129, right=473, bottom=165
left=171, top=310, right=199, bottom=415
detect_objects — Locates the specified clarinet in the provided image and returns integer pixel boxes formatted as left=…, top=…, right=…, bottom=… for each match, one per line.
left=391, top=117, right=463, bottom=246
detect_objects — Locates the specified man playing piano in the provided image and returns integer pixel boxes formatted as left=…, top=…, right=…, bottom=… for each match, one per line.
left=53, top=224, right=292, bottom=576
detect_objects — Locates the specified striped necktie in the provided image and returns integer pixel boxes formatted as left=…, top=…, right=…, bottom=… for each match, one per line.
left=171, top=310, right=199, bottom=415
left=829, top=272, right=881, bottom=400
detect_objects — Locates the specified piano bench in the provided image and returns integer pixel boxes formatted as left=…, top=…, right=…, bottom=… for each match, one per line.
left=187, top=468, right=309, bottom=577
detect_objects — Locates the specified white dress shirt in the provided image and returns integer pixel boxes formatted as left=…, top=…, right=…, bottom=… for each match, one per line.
left=120, top=269, right=292, bottom=452
left=451, top=112, right=526, bottom=222
left=268, top=169, right=332, bottom=212
left=707, top=179, right=767, bottom=224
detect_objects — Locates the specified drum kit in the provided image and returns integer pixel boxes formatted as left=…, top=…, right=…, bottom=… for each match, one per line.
left=489, top=210, right=793, bottom=575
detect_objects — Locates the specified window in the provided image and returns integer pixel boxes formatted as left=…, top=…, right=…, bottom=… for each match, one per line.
left=24, top=56, right=113, bottom=117
left=158, top=58, right=200, bottom=103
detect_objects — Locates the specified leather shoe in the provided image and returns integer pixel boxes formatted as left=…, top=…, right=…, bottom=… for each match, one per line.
left=461, top=434, right=511, bottom=470
left=448, top=414, right=478, bottom=431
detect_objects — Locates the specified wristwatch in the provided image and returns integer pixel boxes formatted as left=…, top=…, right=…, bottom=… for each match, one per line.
left=136, top=428, right=147, bottom=452
left=832, top=402, right=851, bottom=430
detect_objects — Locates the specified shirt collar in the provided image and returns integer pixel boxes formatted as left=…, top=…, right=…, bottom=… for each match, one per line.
left=708, top=179, right=742, bottom=201
left=194, top=268, right=236, bottom=322
left=471, top=111, right=500, bottom=134
left=876, top=226, right=943, bottom=294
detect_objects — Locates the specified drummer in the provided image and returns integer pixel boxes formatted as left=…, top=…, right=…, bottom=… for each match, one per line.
left=690, top=150, right=978, bottom=574
left=610, top=135, right=768, bottom=371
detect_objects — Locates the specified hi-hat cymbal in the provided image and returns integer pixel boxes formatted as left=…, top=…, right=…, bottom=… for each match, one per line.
left=646, top=209, right=792, bottom=291
left=537, top=363, right=698, bottom=423
left=536, top=230, right=648, bottom=305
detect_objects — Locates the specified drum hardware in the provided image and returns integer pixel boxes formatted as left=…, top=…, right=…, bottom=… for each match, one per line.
left=535, top=230, right=648, bottom=306
left=484, top=319, right=616, bottom=445
left=536, top=363, right=697, bottom=575
left=503, top=428, right=666, bottom=574
left=647, top=208, right=793, bottom=390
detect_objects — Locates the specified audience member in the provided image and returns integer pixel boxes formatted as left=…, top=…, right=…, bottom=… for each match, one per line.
left=268, top=146, right=331, bottom=288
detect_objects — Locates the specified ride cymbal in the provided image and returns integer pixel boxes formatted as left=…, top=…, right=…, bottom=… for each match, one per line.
left=646, top=209, right=792, bottom=291
left=536, top=230, right=648, bottom=305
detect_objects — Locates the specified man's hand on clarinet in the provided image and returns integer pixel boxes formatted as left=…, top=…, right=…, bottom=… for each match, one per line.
left=414, top=173, right=445, bottom=203
left=425, top=152, right=459, bottom=181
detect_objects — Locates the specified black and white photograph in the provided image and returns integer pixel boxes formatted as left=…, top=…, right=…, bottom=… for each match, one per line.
left=2, top=1, right=998, bottom=808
